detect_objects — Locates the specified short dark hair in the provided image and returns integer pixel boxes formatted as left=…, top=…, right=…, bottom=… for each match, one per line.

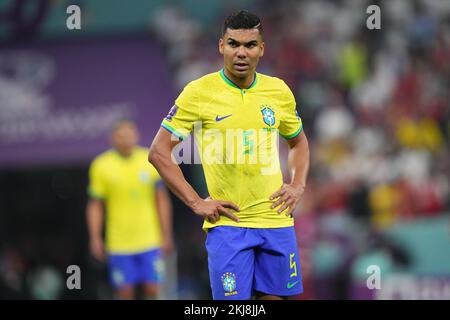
left=222, top=10, right=263, bottom=36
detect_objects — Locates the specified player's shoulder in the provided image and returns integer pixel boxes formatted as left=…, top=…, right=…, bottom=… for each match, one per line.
left=135, top=146, right=156, bottom=164
left=182, top=71, right=220, bottom=90
left=135, top=146, right=160, bottom=176
left=258, top=73, right=296, bottom=107
left=134, top=146, right=151, bottom=159
left=91, top=149, right=115, bottom=167
left=257, top=72, right=291, bottom=92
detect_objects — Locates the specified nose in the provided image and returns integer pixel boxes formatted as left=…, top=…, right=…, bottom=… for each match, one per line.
left=237, top=45, right=246, bottom=59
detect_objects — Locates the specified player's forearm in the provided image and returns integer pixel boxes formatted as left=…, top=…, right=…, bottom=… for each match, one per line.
left=287, top=133, right=310, bottom=191
left=86, top=199, right=104, bottom=241
left=149, top=146, right=202, bottom=210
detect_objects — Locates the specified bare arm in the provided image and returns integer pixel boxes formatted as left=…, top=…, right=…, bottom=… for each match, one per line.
left=287, top=130, right=310, bottom=191
left=148, top=128, right=202, bottom=210
left=148, top=128, right=240, bottom=223
left=155, top=185, right=174, bottom=255
left=271, top=130, right=310, bottom=216
left=86, top=198, right=105, bottom=260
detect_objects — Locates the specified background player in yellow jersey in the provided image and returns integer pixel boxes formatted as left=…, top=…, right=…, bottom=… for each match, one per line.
left=87, top=119, right=174, bottom=299
left=149, top=11, right=310, bottom=300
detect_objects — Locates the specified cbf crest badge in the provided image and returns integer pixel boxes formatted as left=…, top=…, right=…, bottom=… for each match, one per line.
left=221, top=272, right=238, bottom=296
left=261, top=106, right=275, bottom=126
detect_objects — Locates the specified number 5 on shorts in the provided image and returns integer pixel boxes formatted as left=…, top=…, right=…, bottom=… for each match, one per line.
left=289, top=253, right=297, bottom=278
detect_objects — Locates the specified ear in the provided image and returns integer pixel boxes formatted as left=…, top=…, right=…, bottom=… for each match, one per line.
left=260, top=41, right=265, bottom=57
left=219, top=38, right=224, bottom=55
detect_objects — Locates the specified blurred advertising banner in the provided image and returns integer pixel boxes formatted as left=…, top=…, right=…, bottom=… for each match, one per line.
left=0, top=38, right=173, bottom=167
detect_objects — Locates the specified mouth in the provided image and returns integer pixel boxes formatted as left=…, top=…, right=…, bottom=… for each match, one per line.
left=234, top=62, right=249, bottom=71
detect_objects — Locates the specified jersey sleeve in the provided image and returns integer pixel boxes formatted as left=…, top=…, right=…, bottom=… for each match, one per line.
left=161, top=82, right=200, bottom=140
left=278, top=81, right=303, bottom=140
left=88, top=158, right=107, bottom=199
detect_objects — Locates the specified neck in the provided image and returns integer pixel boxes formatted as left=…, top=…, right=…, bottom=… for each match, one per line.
left=223, top=68, right=255, bottom=89
left=116, top=148, right=133, bottom=158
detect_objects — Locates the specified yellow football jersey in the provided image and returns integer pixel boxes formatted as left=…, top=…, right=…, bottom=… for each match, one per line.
left=88, top=147, right=162, bottom=253
left=161, top=69, right=303, bottom=229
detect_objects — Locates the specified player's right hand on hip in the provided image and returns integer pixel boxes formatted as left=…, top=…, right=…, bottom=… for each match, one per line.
left=191, top=197, right=240, bottom=223
left=90, top=237, right=105, bottom=261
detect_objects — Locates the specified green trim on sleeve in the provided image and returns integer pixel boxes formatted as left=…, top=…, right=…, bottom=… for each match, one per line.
left=161, top=122, right=186, bottom=140
left=280, top=124, right=303, bottom=140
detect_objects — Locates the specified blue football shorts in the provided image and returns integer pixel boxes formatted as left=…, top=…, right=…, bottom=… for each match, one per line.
left=107, top=248, right=162, bottom=289
left=205, top=226, right=303, bottom=300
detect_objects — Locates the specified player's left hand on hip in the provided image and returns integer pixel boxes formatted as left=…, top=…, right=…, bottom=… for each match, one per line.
left=270, top=183, right=304, bottom=216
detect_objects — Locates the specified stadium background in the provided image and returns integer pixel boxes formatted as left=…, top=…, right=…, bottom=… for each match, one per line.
left=0, top=0, right=449, bottom=299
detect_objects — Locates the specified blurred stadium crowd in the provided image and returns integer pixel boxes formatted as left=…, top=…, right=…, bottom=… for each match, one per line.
left=1, top=0, right=449, bottom=299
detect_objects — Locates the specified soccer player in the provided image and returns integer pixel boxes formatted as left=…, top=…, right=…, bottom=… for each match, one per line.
left=148, top=11, right=310, bottom=300
left=86, top=119, right=174, bottom=299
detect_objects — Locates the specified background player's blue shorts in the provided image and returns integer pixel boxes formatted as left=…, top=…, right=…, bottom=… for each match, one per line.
left=107, top=248, right=162, bottom=289
left=205, top=226, right=303, bottom=300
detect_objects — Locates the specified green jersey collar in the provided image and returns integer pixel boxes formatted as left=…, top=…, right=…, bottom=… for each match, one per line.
left=220, top=69, right=258, bottom=90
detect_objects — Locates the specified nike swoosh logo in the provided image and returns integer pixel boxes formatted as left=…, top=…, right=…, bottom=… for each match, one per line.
left=287, top=280, right=300, bottom=289
left=215, top=114, right=232, bottom=122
